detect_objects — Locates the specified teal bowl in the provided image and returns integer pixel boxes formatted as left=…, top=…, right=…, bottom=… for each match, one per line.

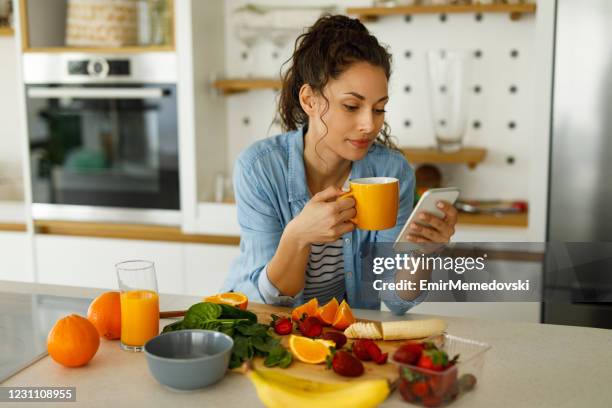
left=144, top=330, right=233, bottom=390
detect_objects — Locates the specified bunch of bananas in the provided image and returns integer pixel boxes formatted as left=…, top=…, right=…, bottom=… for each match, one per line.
left=246, top=368, right=390, bottom=408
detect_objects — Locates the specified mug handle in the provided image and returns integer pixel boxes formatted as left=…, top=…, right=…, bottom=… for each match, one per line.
left=338, top=191, right=353, bottom=201
left=338, top=191, right=357, bottom=224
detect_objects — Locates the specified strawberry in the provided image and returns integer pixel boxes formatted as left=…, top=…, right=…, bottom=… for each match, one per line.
left=422, top=395, right=443, bottom=407
left=393, top=342, right=424, bottom=365
left=417, top=349, right=449, bottom=371
left=271, top=315, right=293, bottom=336
left=398, top=378, right=417, bottom=402
left=363, top=341, right=387, bottom=365
left=327, top=350, right=364, bottom=377
left=447, top=381, right=460, bottom=401
left=298, top=316, right=323, bottom=338
left=428, top=368, right=458, bottom=398
left=321, top=331, right=347, bottom=349
left=375, top=352, right=388, bottom=364
left=351, top=339, right=373, bottom=361
left=410, top=379, right=429, bottom=398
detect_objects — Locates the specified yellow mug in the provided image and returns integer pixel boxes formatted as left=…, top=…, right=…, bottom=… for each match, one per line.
left=340, top=177, right=399, bottom=230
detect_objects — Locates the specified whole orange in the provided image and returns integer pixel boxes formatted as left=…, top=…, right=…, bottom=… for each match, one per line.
left=87, top=291, right=121, bottom=340
left=47, top=314, right=100, bottom=367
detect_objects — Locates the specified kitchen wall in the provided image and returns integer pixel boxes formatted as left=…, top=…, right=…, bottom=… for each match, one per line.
left=0, top=34, right=24, bottom=201
left=218, top=0, right=536, bottom=201
left=188, top=0, right=552, bottom=243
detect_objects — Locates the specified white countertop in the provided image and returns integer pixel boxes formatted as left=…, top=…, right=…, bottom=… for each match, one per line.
left=1, top=280, right=611, bottom=407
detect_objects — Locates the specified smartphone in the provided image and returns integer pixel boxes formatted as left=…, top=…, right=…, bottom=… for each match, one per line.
left=394, top=187, right=460, bottom=246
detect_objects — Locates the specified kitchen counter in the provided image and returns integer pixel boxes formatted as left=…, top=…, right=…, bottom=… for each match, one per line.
left=1, top=280, right=611, bottom=407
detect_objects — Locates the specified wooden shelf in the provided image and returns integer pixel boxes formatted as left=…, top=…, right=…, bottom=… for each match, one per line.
left=34, top=220, right=240, bottom=246
left=347, top=3, right=536, bottom=21
left=0, top=27, right=14, bottom=36
left=19, top=0, right=175, bottom=52
left=457, top=212, right=528, bottom=228
left=22, top=45, right=175, bottom=53
left=0, top=222, right=26, bottom=232
left=213, top=79, right=282, bottom=95
left=401, top=146, right=486, bottom=169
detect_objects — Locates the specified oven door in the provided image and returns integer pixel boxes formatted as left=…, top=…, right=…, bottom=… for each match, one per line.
left=26, top=84, right=179, bottom=224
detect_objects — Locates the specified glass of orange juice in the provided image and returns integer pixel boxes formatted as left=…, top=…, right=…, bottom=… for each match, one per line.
left=116, top=260, right=160, bottom=352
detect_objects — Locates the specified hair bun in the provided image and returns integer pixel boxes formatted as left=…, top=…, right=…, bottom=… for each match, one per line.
left=322, top=14, right=366, bottom=32
left=278, top=13, right=392, bottom=145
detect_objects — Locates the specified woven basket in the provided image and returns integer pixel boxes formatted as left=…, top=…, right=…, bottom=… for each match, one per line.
left=65, top=0, right=138, bottom=47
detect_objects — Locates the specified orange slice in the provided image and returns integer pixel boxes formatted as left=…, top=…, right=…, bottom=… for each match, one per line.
left=288, top=335, right=335, bottom=364
left=291, top=298, right=318, bottom=321
left=332, top=300, right=355, bottom=330
left=203, top=292, right=249, bottom=310
left=315, top=297, right=339, bottom=326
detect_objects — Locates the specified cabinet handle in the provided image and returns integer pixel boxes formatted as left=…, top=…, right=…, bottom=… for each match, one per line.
left=27, top=87, right=165, bottom=99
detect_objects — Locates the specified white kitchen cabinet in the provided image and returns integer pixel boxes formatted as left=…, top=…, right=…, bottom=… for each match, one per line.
left=183, top=243, right=240, bottom=297
left=35, top=235, right=184, bottom=294
left=0, top=232, right=33, bottom=282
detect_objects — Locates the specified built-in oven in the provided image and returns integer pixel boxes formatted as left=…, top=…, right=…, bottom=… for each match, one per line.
left=23, top=53, right=180, bottom=225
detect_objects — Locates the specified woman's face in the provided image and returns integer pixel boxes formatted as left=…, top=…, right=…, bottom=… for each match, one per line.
left=308, top=62, right=389, bottom=162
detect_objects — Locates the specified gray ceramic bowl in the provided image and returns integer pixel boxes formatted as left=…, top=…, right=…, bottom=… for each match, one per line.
left=144, top=330, right=233, bottom=390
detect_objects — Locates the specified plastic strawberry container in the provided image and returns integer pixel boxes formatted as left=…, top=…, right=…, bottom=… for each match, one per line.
left=393, top=334, right=491, bottom=407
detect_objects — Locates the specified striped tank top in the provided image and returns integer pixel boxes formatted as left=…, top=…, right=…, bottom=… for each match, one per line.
left=303, top=239, right=346, bottom=304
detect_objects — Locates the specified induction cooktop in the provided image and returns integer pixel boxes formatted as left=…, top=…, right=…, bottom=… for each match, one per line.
left=0, top=292, right=92, bottom=383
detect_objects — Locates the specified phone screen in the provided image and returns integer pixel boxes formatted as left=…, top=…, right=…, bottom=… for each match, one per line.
left=395, top=187, right=460, bottom=245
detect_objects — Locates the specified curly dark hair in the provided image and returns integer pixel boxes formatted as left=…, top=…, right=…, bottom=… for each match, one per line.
left=278, top=14, right=397, bottom=150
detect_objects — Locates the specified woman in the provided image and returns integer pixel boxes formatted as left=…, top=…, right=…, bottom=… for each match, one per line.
left=223, top=15, right=457, bottom=314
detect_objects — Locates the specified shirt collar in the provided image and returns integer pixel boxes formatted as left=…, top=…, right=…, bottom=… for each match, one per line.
left=288, top=127, right=309, bottom=202
left=287, top=126, right=378, bottom=202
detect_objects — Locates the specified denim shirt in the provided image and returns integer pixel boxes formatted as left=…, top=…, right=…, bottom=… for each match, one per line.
left=222, top=127, right=426, bottom=315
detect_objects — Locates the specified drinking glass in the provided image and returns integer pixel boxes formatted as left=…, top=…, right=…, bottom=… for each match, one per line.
left=116, top=260, right=159, bottom=352
left=426, top=50, right=471, bottom=153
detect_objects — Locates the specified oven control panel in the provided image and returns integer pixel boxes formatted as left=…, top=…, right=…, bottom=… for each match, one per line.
left=68, top=58, right=130, bottom=78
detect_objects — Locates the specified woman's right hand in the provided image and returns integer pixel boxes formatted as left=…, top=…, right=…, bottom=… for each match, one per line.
left=286, top=186, right=356, bottom=248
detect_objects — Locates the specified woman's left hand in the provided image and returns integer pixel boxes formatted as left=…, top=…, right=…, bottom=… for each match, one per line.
left=405, top=200, right=458, bottom=243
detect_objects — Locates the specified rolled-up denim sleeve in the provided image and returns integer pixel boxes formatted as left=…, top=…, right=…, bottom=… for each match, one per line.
left=222, top=158, right=299, bottom=306
left=384, top=288, right=428, bottom=315
left=257, top=265, right=302, bottom=307
left=374, top=157, right=427, bottom=314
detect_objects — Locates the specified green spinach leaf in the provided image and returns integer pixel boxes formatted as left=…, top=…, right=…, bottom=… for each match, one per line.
left=218, top=304, right=257, bottom=323
left=264, top=345, right=292, bottom=368
left=183, top=303, right=223, bottom=327
left=161, top=302, right=292, bottom=369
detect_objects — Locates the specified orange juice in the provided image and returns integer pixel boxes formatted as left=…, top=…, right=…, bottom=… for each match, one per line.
left=120, top=290, right=159, bottom=347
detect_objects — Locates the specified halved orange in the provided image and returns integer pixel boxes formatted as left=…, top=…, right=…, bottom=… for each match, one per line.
left=291, top=298, right=318, bottom=321
left=332, top=300, right=355, bottom=330
left=203, top=292, right=248, bottom=310
left=315, top=297, right=339, bottom=326
left=288, top=334, right=335, bottom=364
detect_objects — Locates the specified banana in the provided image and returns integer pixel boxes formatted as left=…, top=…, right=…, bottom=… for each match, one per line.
left=246, top=368, right=390, bottom=408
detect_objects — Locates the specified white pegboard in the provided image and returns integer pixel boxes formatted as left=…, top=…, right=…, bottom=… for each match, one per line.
left=219, top=0, right=539, bottom=201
